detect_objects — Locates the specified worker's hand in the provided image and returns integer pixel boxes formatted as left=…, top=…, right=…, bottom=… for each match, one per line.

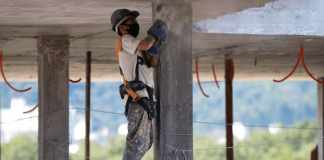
left=146, top=19, right=169, bottom=56
left=159, top=17, right=170, bottom=30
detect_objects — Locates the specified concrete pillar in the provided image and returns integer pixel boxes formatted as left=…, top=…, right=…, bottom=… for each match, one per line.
left=318, top=78, right=324, bottom=160
left=153, top=0, right=193, bottom=160
left=38, top=36, right=70, bottom=160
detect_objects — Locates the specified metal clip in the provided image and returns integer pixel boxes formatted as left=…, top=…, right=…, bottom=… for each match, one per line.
left=174, top=149, right=180, bottom=160
left=174, top=149, right=187, bottom=160
left=133, top=96, right=140, bottom=102
left=181, top=150, right=187, bottom=160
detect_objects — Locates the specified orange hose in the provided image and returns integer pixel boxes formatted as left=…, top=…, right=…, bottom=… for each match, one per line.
left=212, top=65, right=220, bottom=89
left=254, top=59, right=257, bottom=66
left=69, top=78, right=82, bottom=83
left=196, top=59, right=209, bottom=97
left=231, top=60, right=234, bottom=80
left=273, top=49, right=302, bottom=82
left=301, top=47, right=324, bottom=84
left=0, top=52, right=32, bottom=92
left=23, top=104, right=38, bottom=114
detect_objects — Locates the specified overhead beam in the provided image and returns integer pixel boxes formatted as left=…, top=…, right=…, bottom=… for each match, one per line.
left=153, top=0, right=193, bottom=159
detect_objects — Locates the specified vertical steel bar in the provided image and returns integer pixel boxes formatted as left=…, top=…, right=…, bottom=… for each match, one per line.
left=225, top=59, right=234, bottom=160
left=0, top=83, right=1, bottom=160
left=85, top=51, right=91, bottom=160
left=317, top=78, right=324, bottom=160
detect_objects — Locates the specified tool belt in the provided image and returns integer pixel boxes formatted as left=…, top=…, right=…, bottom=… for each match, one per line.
left=119, top=81, right=146, bottom=99
left=119, top=81, right=157, bottom=120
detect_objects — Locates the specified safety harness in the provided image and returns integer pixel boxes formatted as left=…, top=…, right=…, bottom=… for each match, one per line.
left=116, top=35, right=156, bottom=120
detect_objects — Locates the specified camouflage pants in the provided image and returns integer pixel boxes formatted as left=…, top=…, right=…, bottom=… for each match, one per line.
left=122, top=99, right=153, bottom=160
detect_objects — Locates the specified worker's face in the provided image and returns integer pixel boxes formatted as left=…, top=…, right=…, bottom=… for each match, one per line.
left=121, top=16, right=140, bottom=37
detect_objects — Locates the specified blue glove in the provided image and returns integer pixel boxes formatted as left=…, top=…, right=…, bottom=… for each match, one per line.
left=147, top=19, right=169, bottom=56
left=147, top=42, right=162, bottom=57
left=147, top=19, right=168, bottom=41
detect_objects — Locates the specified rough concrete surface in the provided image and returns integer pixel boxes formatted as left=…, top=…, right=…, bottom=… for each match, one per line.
left=195, top=0, right=324, bottom=36
left=38, top=36, right=69, bottom=160
left=153, top=0, right=193, bottom=159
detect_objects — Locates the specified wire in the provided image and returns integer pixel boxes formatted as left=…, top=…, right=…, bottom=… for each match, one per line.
left=0, top=115, right=39, bottom=124
left=184, top=137, right=319, bottom=152
left=73, top=108, right=124, bottom=115
left=69, top=78, right=82, bottom=83
left=193, top=121, right=324, bottom=130
left=0, top=108, right=70, bottom=124
left=163, top=133, right=194, bottom=136
left=50, top=141, right=123, bottom=159
left=273, top=48, right=302, bottom=82
left=211, top=65, right=220, bottom=89
left=196, top=59, right=209, bottom=97
left=23, top=78, right=81, bottom=114
left=23, top=104, right=38, bottom=114
left=272, top=47, right=324, bottom=84
left=155, top=137, right=319, bottom=152
left=0, top=52, right=32, bottom=92
left=301, top=47, right=324, bottom=84
left=0, top=107, right=124, bottom=125
left=3, top=107, right=324, bottom=131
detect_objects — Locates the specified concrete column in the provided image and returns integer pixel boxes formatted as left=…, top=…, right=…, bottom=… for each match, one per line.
left=318, top=78, right=324, bottom=160
left=153, top=0, right=193, bottom=160
left=38, top=36, right=70, bottom=160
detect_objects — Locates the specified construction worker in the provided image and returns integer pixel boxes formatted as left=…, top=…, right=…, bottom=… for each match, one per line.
left=111, top=9, right=169, bottom=160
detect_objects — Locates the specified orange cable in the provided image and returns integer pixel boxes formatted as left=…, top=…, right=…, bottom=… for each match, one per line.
left=254, top=59, right=257, bottom=66
left=23, top=104, right=38, bottom=114
left=196, top=59, right=209, bottom=97
left=69, top=78, right=82, bottom=83
left=212, top=65, right=220, bottom=89
left=0, top=52, right=31, bottom=92
left=301, top=47, right=324, bottom=84
left=273, top=49, right=302, bottom=82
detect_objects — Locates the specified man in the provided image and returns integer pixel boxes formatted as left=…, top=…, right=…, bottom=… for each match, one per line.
left=111, top=9, right=169, bottom=160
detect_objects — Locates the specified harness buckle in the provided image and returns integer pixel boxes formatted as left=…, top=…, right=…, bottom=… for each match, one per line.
left=133, top=96, right=140, bottom=102
left=125, top=83, right=131, bottom=90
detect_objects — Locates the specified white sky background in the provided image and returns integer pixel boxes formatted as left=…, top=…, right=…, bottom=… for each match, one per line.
left=0, top=98, right=38, bottom=143
left=193, top=0, right=324, bottom=36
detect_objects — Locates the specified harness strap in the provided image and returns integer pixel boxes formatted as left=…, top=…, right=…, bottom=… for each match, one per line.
left=116, top=35, right=139, bottom=100
left=117, top=35, right=156, bottom=120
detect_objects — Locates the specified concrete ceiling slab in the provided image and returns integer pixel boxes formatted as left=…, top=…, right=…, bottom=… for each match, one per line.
left=1, top=32, right=323, bottom=82
left=2, top=0, right=324, bottom=82
left=193, top=33, right=324, bottom=81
